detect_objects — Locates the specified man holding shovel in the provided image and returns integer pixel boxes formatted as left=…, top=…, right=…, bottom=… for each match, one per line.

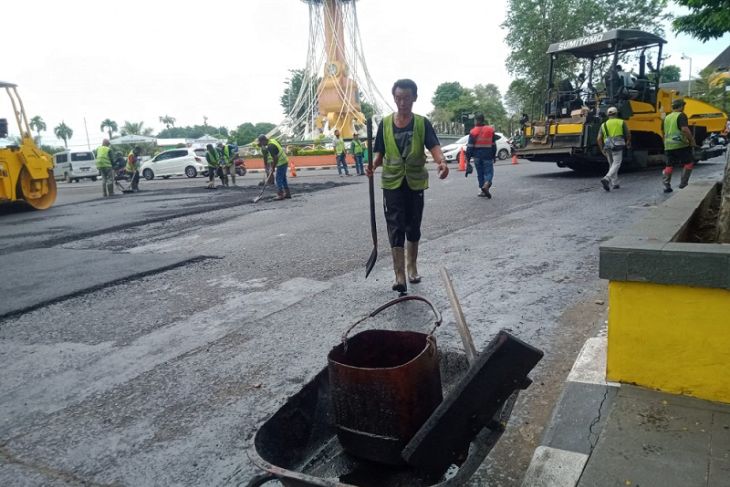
left=367, top=78, right=449, bottom=293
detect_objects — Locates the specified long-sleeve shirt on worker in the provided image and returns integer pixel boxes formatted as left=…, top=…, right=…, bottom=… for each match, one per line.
left=465, top=127, right=501, bottom=161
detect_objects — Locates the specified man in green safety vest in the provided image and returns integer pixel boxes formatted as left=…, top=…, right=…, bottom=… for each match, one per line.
left=95, top=139, right=115, bottom=197
left=217, top=142, right=237, bottom=187
left=334, top=129, right=350, bottom=176
left=366, top=79, right=449, bottom=293
left=350, top=132, right=365, bottom=175
left=205, top=144, right=225, bottom=189
left=258, top=134, right=291, bottom=201
left=662, top=98, right=697, bottom=193
left=597, top=106, right=631, bottom=191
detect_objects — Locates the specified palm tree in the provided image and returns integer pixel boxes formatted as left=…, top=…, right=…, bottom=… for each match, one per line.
left=100, top=119, right=118, bottom=140
left=29, top=116, right=47, bottom=143
left=54, top=122, right=73, bottom=148
left=121, top=121, right=153, bottom=137
left=159, top=115, right=176, bottom=130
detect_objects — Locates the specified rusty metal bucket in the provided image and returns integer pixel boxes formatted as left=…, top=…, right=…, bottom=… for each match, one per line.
left=327, top=295, right=443, bottom=466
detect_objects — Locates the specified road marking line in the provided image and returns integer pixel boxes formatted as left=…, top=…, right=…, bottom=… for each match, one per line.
left=521, top=446, right=588, bottom=487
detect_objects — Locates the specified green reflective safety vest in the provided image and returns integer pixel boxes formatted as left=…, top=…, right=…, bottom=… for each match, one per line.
left=267, top=138, right=289, bottom=167
left=126, top=151, right=137, bottom=172
left=664, top=112, right=689, bottom=151
left=602, top=118, right=624, bottom=138
left=221, top=145, right=233, bottom=165
left=96, top=146, right=112, bottom=169
left=335, top=137, right=346, bottom=154
left=382, top=114, right=428, bottom=191
left=351, top=139, right=364, bottom=155
left=206, top=148, right=220, bottom=167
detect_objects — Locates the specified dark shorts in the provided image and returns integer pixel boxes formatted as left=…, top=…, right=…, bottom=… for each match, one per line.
left=665, top=147, right=693, bottom=165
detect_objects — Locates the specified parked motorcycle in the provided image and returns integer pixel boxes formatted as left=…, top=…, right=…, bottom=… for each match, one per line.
left=234, top=156, right=247, bottom=177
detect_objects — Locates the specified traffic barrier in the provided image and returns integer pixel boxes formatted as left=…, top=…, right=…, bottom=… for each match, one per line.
left=458, top=148, right=466, bottom=171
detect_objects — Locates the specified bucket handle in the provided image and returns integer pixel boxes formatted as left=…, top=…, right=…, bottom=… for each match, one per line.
left=342, top=295, right=442, bottom=343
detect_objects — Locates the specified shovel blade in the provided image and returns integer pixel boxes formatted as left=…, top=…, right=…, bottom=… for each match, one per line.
left=365, top=248, right=378, bottom=278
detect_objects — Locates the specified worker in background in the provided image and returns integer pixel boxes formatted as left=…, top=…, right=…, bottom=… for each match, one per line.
left=465, top=113, right=501, bottom=198
left=126, top=146, right=142, bottom=192
left=350, top=132, right=365, bottom=175
left=662, top=98, right=697, bottom=193
left=334, top=129, right=350, bottom=176
left=258, top=134, right=291, bottom=200
left=217, top=142, right=234, bottom=187
left=366, top=78, right=449, bottom=293
left=597, top=107, right=631, bottom=191
left=95, top=139, right=115, bottom=197
left=205, top=144, right=224, bottom=189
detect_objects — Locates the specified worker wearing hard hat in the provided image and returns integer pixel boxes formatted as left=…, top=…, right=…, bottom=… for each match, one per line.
left=662, top=98, right=697, bottom=193
left=597, top=106, right=631, bottom=191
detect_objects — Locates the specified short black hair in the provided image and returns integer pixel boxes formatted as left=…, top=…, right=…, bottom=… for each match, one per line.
left=392, top=79, right=418, bottom=97
left=475, top=114, right=485, bottom=123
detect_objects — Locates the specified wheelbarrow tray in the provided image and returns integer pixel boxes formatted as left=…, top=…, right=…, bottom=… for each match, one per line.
left=247, top=350, right=518, bottom=487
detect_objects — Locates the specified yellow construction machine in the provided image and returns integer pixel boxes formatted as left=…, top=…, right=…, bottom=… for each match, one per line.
left=518, top=29, right=728, bottom=172
left=0, top=81, right=56, bottom=210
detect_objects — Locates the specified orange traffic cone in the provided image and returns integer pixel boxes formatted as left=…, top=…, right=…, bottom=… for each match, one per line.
left=511, top=153, right=519, bottom=165
left=458, top=148, right=466, bottom=171
left=289, top=161, right=297, bottom=177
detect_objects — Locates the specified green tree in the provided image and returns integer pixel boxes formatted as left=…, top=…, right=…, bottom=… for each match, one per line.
left=502, top=0, right=670, bottom=115
left=121, top=121, right=153, bottom=136
left=431, top=82, right=471, bottom=111
left=231, top=122, right=276, bottom=146
left=672, top=0, right=730, bottom=41
left=159, top=115, right=176, bottom=130
left=100, top=119, right=118, bottom=140
left=29, top=116, right=46, bottom=142
left=473, top=84, right=508, bottom=131
left=53, top=122, right=73, bottom=148
left=660, top=64, right=681, bottom=82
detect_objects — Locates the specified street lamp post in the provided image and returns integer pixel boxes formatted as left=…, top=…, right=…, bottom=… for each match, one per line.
left=681, top=53, right=693, bottom=97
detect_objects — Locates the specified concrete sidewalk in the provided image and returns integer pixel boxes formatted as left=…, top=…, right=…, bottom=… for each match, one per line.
left=522, top=333, right=730, bottom=487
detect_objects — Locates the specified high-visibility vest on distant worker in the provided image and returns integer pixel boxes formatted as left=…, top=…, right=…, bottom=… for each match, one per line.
left=664, top=112, right=690, bottom=151
left=335, top=137, right=346, bottom=155
left=126, top=151, right=137, bottom=172
left=351, top=139, right=364, bottom=155
left=469, top=124, right=495, bottom=149
left=206, top=148, right=220, bottom=167
left=382, top=113, right=428, bottom=191
left=601, top=118, right=626, bottom=149
left=267, top=138, right=289, bottom=167
left=96, top=145, right=112, bottom=169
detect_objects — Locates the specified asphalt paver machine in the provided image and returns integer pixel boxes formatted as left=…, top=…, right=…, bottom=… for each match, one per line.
left=518, top=29, right=728, bottom=172
left=0, top=81, right=56, bottom=210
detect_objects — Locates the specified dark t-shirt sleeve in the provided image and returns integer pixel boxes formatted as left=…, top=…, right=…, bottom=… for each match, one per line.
left=424, top=118, right=440, bottom=150
left=677, top=113, right=689, bottom=129
left=374, top=121, right=385, bottom=154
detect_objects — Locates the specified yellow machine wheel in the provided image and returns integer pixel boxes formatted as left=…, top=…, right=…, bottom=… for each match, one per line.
left=18, top=167, right=57, bottom=210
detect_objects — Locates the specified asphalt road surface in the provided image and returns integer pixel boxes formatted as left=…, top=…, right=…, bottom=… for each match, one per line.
left=1, top=157, right=726, bottom=486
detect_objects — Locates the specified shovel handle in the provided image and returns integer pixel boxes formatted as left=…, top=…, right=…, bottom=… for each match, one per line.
left=366, top=118, right=377, bottom=246
left=342, top=295, right=442, bottom=342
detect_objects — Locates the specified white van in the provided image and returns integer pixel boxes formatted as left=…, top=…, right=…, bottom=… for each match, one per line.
left=53, top=151, right=100, bottom=183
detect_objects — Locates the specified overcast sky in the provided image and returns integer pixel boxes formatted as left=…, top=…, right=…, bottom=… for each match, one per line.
left=2, top=0, right=728, bottom=149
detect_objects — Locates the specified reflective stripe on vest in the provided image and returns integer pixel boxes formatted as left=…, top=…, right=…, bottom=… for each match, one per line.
left=664, top=112, right=689, bottom=151
left=268, top=138, right=289, bottom=166
left=470, top=125, right=494, bottom=148
left=96, top=146, right=112, bottom=168
left=382, top=113, right=428, bottom=191
left=335, top=137, right=345, bottom=154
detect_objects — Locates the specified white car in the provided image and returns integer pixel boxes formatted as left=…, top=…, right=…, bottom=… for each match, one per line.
left=52, top=151, right=99, bottom=183
left=140, top=148, right=208, bottom=180
left=442, top=133, right=511, bottom=163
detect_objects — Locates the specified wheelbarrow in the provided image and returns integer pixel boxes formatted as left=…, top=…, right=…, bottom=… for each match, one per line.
left=246, top=296, right=543, bottom=486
